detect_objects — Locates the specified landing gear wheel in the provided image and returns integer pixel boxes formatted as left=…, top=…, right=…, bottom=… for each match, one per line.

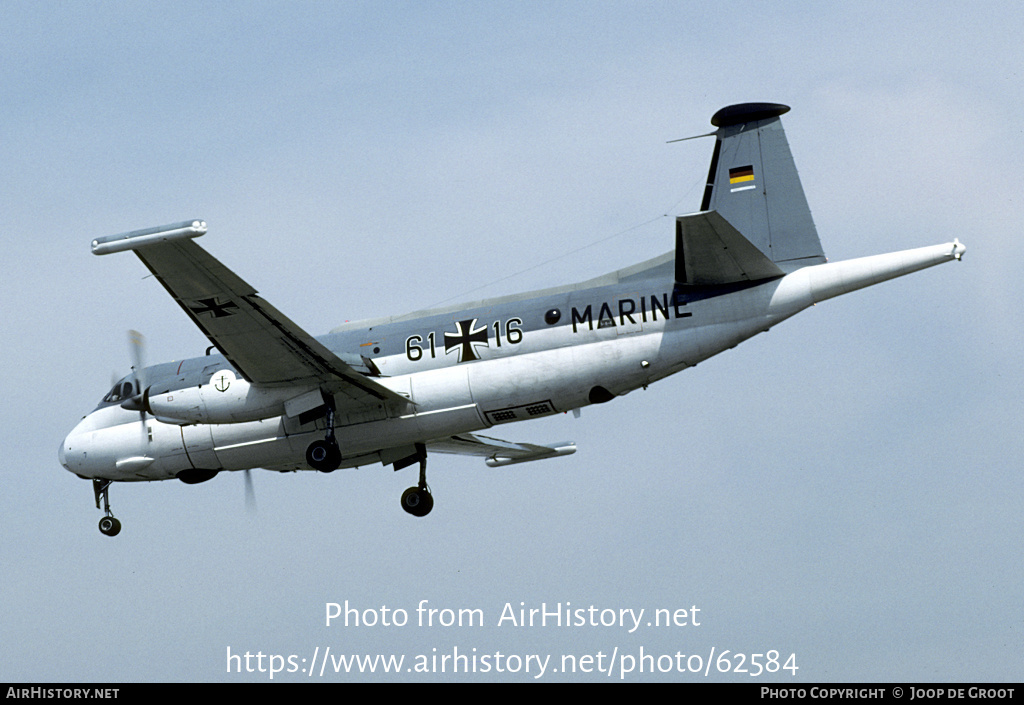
left=401, top=486, right=433, bottom=517
left=92, top=479, right=121, bottom=537
left=397, top=443, right=433, bottom=517
left=306, top=395, right=342, bottom=472
left=306, top=439, right=341, bottom=472
left=98, top=516, right=122, bottom=537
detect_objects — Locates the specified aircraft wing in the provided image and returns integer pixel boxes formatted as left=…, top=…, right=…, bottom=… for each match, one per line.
left=93, top=221, right=406, bottom=407
left=428, top=433, right=576, bottom=467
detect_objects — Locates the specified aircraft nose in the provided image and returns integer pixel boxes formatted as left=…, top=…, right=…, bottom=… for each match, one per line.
left=59, top=432, right=78, bottom=473
left=59, top=423, right=91, bottom=475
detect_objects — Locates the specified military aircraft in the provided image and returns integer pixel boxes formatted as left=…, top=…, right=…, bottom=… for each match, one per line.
left=60, top=103, right=965, bottom=536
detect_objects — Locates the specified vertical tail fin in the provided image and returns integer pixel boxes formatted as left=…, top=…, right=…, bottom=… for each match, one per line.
left=700, top=103, right=826, bottom=270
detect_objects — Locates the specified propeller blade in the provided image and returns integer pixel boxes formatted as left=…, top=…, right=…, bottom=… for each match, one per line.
left=127, top=330, right=149, bottom=445
left=244, top=469, right=257, bottom=514
left=128, top=329, right=146, bottom=391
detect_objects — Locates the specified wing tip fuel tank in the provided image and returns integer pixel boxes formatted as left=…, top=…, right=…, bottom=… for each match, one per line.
left=91, top=219, right=207, bottom=255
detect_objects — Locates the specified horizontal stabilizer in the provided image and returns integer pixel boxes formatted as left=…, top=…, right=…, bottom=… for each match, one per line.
left=675, top=210, right=784, bottom=285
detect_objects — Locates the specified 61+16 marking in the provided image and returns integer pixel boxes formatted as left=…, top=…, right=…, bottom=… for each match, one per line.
left=405, top=317, right=523, bottom=363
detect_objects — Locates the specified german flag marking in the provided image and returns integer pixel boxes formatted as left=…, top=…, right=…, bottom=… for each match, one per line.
left=729, top=165, right=755, bottom=184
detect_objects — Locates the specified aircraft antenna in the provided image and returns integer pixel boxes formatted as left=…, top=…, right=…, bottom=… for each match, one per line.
left=427, top=215, right=663, bottom=307
left=428, top=176, right=703, bottom=308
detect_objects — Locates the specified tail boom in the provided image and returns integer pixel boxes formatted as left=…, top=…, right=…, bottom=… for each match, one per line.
left=769, top=241, right=966, bottom=316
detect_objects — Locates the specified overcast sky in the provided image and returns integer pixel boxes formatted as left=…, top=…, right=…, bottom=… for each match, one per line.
left=2, top=0, right=1021, bottom=683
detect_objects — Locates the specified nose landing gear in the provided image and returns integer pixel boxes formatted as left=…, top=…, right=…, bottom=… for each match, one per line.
left=93, top=479, right=122, bottom=537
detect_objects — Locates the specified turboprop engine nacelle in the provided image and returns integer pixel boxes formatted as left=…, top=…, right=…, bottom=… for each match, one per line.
left=142, top=370, right=320, bottom=425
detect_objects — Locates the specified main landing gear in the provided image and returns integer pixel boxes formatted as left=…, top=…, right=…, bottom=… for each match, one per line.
left=93, top=479, right=121, bottom=537
left=305, top=403, right=341, bottom=472
left=397, top=444, right=433, bottom=517
left=304, top=404, right=434, bottom=516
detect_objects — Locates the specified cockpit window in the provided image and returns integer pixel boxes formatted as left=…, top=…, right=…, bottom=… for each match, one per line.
left=102, top=378, right=138, bottom=404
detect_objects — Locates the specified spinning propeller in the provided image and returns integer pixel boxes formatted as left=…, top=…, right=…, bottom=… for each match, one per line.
left=121, top=330, right=256, bottom=513
left=125, top=329, right=148, bottom=444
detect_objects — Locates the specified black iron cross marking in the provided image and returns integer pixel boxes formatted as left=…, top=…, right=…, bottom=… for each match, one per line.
left=443, top=319, right=489, bottom=363
left=189, top=297, right=240, bottom=319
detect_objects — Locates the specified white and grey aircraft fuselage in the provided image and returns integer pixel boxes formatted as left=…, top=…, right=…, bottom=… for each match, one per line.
left=59, top=103, right=965, bottom=536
